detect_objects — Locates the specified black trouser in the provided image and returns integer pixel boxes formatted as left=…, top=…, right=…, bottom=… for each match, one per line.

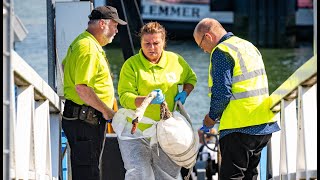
left=62, top=104, right=107, bottom=180
left=219, top=132, right=272, bottom=180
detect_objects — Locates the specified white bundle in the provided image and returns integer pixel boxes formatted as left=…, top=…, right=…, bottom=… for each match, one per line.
left=156, top=102, right=199, bottom=169
left=112, top=92, right=199, bottom=169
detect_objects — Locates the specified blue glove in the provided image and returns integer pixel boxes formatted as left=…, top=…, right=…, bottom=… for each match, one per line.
left=151, top=89, right=165, bottom=104
left=174, top=91, right=187, bottom=104
left=200, top=125, right=214, bottom=133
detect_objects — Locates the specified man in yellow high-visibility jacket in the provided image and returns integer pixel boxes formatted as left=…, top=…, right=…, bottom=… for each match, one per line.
left=193, top=18, right=280, bottom=180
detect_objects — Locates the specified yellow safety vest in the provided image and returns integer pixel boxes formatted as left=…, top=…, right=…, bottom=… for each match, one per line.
left=208, top=36, right=275, bottom=131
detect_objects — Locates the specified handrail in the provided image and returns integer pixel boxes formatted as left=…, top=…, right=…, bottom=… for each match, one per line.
left=10, top=50, right=62, bottom=179
left=12, top=50, right=61, bottom=112
left=265, top=55, right=317, bottom=180
left=264, top=3, right=317, bottom=179
left=269, top=55, right=317, bottom=111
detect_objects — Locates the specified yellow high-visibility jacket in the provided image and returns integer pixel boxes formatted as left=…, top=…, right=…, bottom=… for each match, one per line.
left=208, top=36, right=275, bottom=131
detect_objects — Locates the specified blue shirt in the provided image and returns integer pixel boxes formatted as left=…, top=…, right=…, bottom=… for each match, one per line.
left=208, top=32, right=280, bottom=139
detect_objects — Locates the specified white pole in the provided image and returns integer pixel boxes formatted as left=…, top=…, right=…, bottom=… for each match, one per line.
left=3, top=0, right=13, bottom=179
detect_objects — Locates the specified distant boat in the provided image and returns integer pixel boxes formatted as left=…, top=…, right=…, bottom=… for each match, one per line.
left=138, top=0, right=313, bottom=40
left=141, top=0, right=233, bottom=23
left=140, top=0, right=233, bottom=38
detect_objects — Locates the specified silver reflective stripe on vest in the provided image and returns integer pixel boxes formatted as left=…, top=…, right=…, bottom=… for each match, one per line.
left=230, top=87, right=269, bottom=100
left=232, top=68, right=266, bottom=83
left=221, top=42, right=248, bottom=73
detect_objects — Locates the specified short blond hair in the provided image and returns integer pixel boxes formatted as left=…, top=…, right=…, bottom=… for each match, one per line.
left=138, top=22, right=167, bottom=43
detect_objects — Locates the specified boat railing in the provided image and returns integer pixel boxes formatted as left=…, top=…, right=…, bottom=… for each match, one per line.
left=9, top=50, right=62, bottom=180
left=264, top=0, right=317, bottom=178
left=266, top=55, right=317, bottom=180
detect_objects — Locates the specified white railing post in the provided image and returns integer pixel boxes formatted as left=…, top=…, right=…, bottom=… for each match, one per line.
left=50, top=113, right=62, bottom=180
left=15, top=85, right=35, bottom=179
left=296, top=84, right=317, bottom=179
left=269, top=112, right=281, bottom=179
left=34, top=100, right=52, bottom=179
left=279, top=98, right=298, bottom=180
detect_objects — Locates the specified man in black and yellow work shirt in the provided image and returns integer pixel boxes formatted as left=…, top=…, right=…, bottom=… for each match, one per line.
left=61, top=6, right=126, bottom=180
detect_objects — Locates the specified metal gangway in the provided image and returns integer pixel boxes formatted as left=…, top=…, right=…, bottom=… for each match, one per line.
left=3, top=0, right=317, bottom=179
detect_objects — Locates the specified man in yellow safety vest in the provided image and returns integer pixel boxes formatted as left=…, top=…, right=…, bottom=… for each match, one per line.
left=193, top=18, right=280, bottom=180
